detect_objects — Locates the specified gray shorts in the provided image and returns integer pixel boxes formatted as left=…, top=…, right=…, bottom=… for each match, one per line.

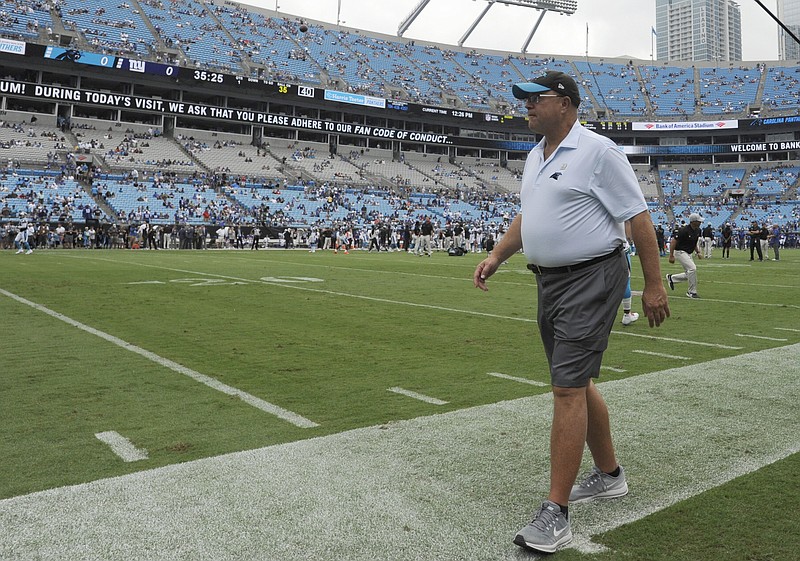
left=535, top=251, right=627, bottom=388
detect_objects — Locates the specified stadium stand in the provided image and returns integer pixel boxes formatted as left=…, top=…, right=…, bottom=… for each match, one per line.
left=70, top=122, right=196, bottom=173
left=744, top=165, right=800, bottom=196
left=60, top=0, right=154, bottom=57
left=0, top=0, right=798, bottom=250
left=0, top=3, right=797, bottom=116
left=697, top=66, right=761, bottom=115
left=687, top=167, right=745, bottom=197
left=632, top=165, right=660, bottom=198
left=135, top=0, right=241, bottom=70
left=0, top=171, right=102, bottom=224
left=573, top=60, right=645, bottom=117
left=761, top=65, right=800, bottom=111
left=659, top=169, right=684, bottom=200
left=98, top=175, right=246, bottom=225
left=639, top=65, right=695, bottom=118
left=0, top=121, right=70, bottom=168
left=0, top=0, right=51, bottom=41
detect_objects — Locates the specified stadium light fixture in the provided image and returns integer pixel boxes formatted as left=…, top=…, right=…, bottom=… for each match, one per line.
left=397, top=0, right=577, bottom=52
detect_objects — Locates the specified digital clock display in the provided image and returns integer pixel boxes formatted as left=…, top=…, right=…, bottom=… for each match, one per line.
left=192, top=71, right=226, bottom=84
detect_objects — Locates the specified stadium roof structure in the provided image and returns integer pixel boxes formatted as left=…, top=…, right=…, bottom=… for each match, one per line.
left=397, top=0, right=578, bottom=52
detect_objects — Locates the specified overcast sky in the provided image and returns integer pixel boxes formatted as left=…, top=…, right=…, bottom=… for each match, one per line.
left=245, top=0, right=783, bottom=61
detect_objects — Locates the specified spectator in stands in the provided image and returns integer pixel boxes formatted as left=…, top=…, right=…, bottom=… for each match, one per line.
left=666, top=213, right=703, bottom=298
left=474, top=72, right=669, bottom=555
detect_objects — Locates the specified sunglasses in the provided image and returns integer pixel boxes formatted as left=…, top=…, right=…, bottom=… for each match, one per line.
left=525, top=93, right=563, bottom=104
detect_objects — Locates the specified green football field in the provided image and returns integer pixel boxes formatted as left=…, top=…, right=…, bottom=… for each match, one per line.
left=0, top=246, right=798, bottom=560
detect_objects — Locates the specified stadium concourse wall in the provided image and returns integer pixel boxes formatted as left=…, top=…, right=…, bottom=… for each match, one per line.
left=1, top=58, right=799, bottom=169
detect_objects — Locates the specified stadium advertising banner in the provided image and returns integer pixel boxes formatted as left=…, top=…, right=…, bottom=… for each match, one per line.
left=41, top=46, right=181, bottom=78
left=43, top=46, right=117, bottom=69
left=324, top=90, right=386, bottom=109
left=0, top=38, right=26, bottom=56
left=622, top=140, right=800, bottom=155
left=4, top=77, right=799, bottom=154
left=19, top=41, right=800, bottom=137
left=0, top=79, right=457, bottom=145
left=115, top=57, right=179, bottom=78
left=631, top=119, right=739, bottom=131
left=745, top=115, right=800, bottom=128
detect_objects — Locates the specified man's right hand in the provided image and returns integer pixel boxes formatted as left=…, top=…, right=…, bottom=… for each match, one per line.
left=474, top=257, right=500, bottom=292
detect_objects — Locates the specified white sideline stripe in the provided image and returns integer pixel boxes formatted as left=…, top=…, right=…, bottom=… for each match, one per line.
left=679, top=296, right=800, bottom=309
left=612, top=329, right=743, bottom=349
left=775, top=327, right=800, bottom=333
left=388, top=387, right=448, bottom=405
left=601, top=365, right=627, bottom=373
left=735, top=333, right=789, bottom=342
left=488, top=372, right=548, bottom=387
left=632, top=349, right=689, bottom=360
left=0, top=288, right=318, bottom=429
left=95, top=431, right=148, bottom=462
left=707, top=280, right=797, bottom=289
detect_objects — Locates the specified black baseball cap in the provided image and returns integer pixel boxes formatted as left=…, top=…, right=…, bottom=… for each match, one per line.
left=513, top=71, right=581, bottom=107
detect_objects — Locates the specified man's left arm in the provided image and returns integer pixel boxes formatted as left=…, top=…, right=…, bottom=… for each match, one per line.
left=628, top=210, right=670, bottom=327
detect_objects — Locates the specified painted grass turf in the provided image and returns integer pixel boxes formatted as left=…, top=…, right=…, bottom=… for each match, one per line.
left=1, top=247, right=798, bottom=559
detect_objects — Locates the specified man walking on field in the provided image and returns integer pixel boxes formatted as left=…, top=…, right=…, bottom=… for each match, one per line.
left=474, top=71, right=670, bottom=554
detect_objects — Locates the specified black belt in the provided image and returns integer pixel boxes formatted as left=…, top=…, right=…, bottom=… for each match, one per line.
left=527, top=246, right=622, bottom=275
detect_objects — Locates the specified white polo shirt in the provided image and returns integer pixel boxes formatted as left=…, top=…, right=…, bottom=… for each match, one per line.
left=519, top=120, right=647, bottom=267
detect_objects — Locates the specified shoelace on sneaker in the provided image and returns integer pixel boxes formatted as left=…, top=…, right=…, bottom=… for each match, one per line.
left=528, top=504, right=560, bottom=531
left=578, top=467, right=604, bottom=488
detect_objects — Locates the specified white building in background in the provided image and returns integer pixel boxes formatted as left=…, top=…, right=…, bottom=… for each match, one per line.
left=778, top=0, right=800, bottom=60
left=655, top=0, right=742, bottom=61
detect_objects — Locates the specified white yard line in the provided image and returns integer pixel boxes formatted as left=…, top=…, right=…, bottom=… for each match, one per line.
left=0, top=344, right=797, bottom=560
left=735, top=333, right=789, bottom=342
left=95, top=431, right=149, bottom=462
left=611, top=329, right=742, bottom=349
left=388, top=387, right=448, bottom=405
left=488, top=372, right=548, bottom=386
left=631, top=349, right=689, bottom=360
left=0, top=288, right=318, bottom=429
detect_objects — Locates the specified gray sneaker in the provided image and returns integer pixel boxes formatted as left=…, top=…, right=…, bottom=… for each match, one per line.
left=513, top=500, right=572, bottom=553
left=569, top=465, right=628, bottom=503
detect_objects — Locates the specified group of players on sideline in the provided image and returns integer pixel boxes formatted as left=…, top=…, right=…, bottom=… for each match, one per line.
left=1, top=214, right=794, bottom=257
